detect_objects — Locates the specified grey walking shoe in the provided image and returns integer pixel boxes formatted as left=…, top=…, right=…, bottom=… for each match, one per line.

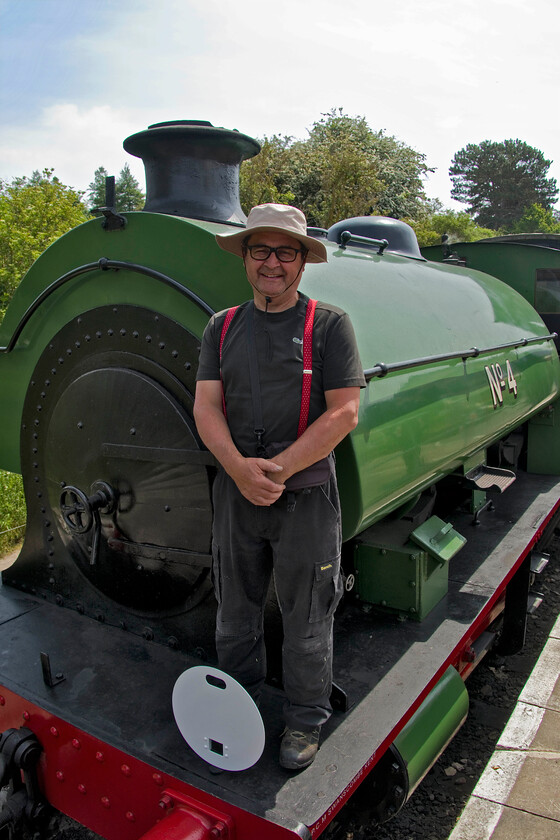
left=279, top=727, right=321, bottom=770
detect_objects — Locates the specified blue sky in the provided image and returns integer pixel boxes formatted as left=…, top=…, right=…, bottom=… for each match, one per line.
left=1, top=0, right=559, bottom=210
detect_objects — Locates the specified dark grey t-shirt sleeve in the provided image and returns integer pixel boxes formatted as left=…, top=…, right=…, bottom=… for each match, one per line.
left=321, top=310, right=367, bottom=391
left=196, top=314, right=222, bottom=381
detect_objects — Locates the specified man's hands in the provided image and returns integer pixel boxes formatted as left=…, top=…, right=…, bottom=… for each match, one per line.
left=194, top=380, right=287, bottom=506
left=228, top=457, right=285, bottom=505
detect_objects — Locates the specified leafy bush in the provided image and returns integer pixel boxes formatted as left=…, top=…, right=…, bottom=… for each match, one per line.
left=0, top=470, right=26, bottom=557
left=409, top=208, right=498, bottom=247
left=0, top=169, right=89, bottom=316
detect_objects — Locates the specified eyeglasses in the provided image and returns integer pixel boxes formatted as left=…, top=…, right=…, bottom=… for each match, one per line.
left=245, top=244, right=305, bottom=263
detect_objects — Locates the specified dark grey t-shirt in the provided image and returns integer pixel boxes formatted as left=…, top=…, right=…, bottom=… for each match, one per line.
left=197, top=294, right=366, bottom=457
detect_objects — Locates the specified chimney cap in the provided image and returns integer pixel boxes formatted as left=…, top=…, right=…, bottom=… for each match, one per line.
left=123, top=120, right=260, bottom=162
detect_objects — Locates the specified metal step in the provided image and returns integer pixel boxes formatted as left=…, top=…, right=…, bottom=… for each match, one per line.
left=527, top=592, right=544, bottom=614
left=465, top=465, right=516, bottom=493
left=530, top=551, right=550, bottom=575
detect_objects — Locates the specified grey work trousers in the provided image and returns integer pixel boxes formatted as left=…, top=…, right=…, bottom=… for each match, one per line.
left=211, top=468, right=343, bottom=730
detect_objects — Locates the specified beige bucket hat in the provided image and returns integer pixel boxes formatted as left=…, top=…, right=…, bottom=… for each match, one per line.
left=215, top=203, right=328, bottom=264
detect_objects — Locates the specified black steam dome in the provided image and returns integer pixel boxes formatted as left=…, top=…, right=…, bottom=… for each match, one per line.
left=327, top=216, right=425, bottom=260
left=123, top=120, right=260, bottom=223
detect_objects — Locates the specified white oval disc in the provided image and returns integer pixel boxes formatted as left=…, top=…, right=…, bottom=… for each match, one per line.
left=172, top=666, right=265, bottom=771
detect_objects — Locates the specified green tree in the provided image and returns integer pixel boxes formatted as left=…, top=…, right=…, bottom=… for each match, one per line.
left=449, top=139, right=559, bottom=229
left=510, top=203, right=560, bottom=234
left=240, top=136, right=296, bottom=211
left=115, top=163, right=145, bottom=211
left=240, top=109, right=431, bottom=228
left=289, top=111, right=383, bottom=227
left=0, top=169, right=89, bottom=318
left=87, top=163, right=145, bottom=212
left=87, top=165, right=109, bottom=209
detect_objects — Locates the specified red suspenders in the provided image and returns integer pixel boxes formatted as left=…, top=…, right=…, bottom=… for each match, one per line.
left=219, top=298, right=317, bottom=438
left=297, top=297, right=317, bottom=437
left=219, top=305, right=239, bottom=418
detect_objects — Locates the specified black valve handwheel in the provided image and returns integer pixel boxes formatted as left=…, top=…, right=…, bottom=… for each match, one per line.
left=60, top=486, right=94, bottom=534
left=60, top=481, right=116, bottom=535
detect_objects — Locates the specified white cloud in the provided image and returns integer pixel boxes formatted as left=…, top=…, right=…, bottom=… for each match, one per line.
left=0, top=104, right=147, bottom=193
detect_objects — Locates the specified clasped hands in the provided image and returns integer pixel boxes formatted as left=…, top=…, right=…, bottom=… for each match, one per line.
left=229, top=456, right=286, bottom=506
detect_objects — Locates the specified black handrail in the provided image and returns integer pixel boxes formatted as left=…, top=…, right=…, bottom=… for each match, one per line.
left=364, top=333, right=558, bottom=382
left=0, top=258, right=215, bottom=353
left=339, top=230, right=389, bottom=255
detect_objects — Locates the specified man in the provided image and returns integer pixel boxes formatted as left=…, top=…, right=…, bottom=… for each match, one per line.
left=194, top=204, right=365, bottom=770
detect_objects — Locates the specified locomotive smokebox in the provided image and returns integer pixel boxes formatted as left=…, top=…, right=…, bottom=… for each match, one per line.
left=123, top=119, right=260, bottom=223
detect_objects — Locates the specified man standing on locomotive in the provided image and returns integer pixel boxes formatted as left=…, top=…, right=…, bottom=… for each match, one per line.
left=194, top=204, right=365, bottom=770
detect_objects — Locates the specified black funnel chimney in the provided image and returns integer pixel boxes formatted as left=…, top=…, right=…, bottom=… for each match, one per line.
left=123, top=120, right=260, bottom=223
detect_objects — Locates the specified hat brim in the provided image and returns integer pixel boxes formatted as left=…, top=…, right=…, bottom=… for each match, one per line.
left=216, top=225, right=327, bottom=264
